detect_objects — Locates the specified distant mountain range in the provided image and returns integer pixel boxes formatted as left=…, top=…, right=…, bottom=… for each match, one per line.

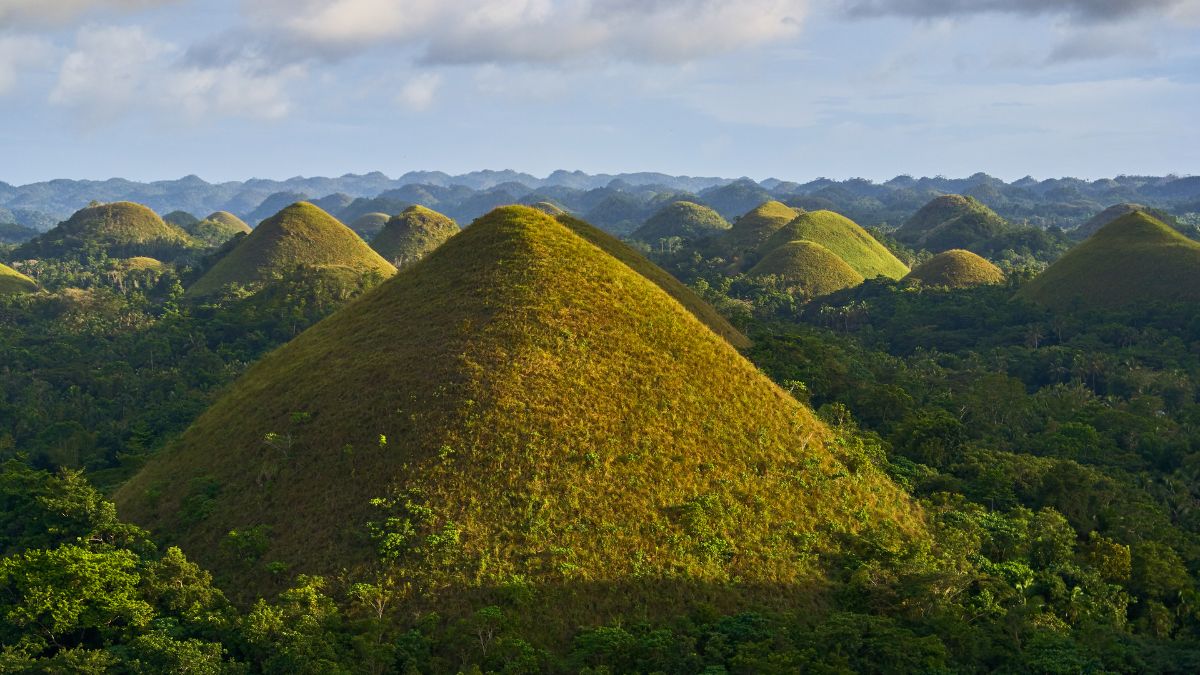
left=1, top=171, right=1197, bottom=234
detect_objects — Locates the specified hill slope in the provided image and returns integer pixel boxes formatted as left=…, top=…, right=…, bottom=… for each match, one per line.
left=1073, top=203, right=1178, bottom=240
left=116, top=206, right=922, bottom=627
left=15, top=202, right=195, bottom=260
left=555, top=213, right=750, bottom=349
left=760, top=210, right=909, bottom=280
left=1020, top=211, right=1200, bottom=309
left=348, top=212, right=391, bottom=239
left=905, top=249, right=1004, bottom=288
left=0, top=262, right=37, bottom=295
left=749, top=240, right=865, bottom=296
left=370, top=205, right=459, bottom=267
left=632, top=201, right=730, bottom=243
left=187, top=202, right=395, bottom=296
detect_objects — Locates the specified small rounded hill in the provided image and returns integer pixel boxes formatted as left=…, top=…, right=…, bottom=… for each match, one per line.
left=632, top=200, right=730, bottom=243
left=895, top=195, right=1011, bottom=253
left=17, top=201, right=195, bottom=260
left=116, top=205, right=923, bottom=632
left=530, top=201, right=568, bottom=216
left=1019, top=211, right=1200, bottom=310
left=0, top=262, right=37, bottom=295
left=187, top=211, right=252, bottom=246
left=370, top=205, right=459, bottom=267
left=717, top=201, right=801, bottom=258
left=186, top=202, right=395, bottom=297
left=749, top=240, right=865, bottom=297
left=905, top=249, right=1004, bottom=288
left=759, top=210, right=909, bottom=280
left=1073, top=203, right=1178, bottom=241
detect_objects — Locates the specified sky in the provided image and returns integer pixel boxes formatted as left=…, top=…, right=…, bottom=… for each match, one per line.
left=0, top=0, right=1197, bottom=185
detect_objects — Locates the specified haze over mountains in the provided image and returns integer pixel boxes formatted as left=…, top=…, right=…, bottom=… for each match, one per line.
left=2, top=171, right=1198, bottom=236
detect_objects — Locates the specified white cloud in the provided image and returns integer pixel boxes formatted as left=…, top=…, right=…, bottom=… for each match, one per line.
left=395, top=72, right=441, bottom=111
left=49, top=24, right=302, bottom=125
left=245, top=0, right=810, bottom=64
left=0, top=34, right=54, bottom=94
left=0, top=0, right=175, bottom=26
left=49, top=25, right=174, bottom=122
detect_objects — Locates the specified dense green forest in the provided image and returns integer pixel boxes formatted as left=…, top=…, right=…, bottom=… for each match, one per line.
left=3, top=197, right=1200, bottom=673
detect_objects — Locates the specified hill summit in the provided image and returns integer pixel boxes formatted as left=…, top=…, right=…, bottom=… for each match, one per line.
left=758, top=210, right=908, bottom=280
left=0, top=262, right=37, bottom=295
left=187, top=202, right=395, bottom=296
left=369, top=205, right=459, bottom=267
left=16, top=202, right=195, bottom=260
left=1073, top=203, right=1178, bottom=240
left=895, top=195, right=1011, bottom=253
left=186, top=211, right=252, bottom=246
left=116, top=206, right=921, bottom=626
left=632, top=200, right=730, bottom=244
left=905, top=249, right=1004, bottom=288
left=1020, top=211, right=1200, bottom=310
left=717, top=201, right=801, bottom=261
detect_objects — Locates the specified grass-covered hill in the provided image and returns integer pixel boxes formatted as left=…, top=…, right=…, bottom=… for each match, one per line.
left=759, top=210, right=909, bottom=280
left=530, top=201, right=567, bottom=216
left=115, top=206, right=922, bottom=628
left=716, top=201, right=801, bottom=261
left=632, top=200, right=730, bottom=243
left=0, top=262, right=37, bottom=295
left=348, top=212, right=391, bottom=239
left=186, top=202, right=395, bottom=297
left=163, top=210, right=200, bottom=229
left=749, top=240, right=866, bottom=297
left=894, top=195, right=1012, bottom=253
left=555, top=213, right=750, bottom=349
left=1019, top=211, right=1200, bottom=310
left=186, top=211, right=252, bottom=247
left=1072, top=203, right=1179, bottom=240
left=14, top=202, right=196, bottom=260
left=369, top=205, right=459, bottom=267
left=904, top=249, right=1004, bottom=288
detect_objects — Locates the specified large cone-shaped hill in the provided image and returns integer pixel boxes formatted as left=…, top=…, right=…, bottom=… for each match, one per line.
left=905, top=249, right=1004, bottom=288
left=555, top=213, right=749, bottom=349
left=116, top=206, right=921, bottom=626
left=187, top=211, right=252, bottom=247
left=759, top=210, right=909, bottom=280
left=0, top=262, right=37, bottom=295
left=895, top=195, right=1011, bottom=253
left=1073, top=203, right=1178, bottom=241
left=16, top=202, right=195, bottom=260
left=717, top=201, right=801, bottom=259
left=1020, top=211, right=1200, bottom=310
left=749, top=240, right=865, bottom=296
left=187, top=202, right=395, bottom=296
left=370, top=205, right=459, bottom=267
left=632, top=200, right=730, bottom=243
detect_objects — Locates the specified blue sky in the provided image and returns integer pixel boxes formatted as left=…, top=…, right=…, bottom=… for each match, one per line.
left=0, top=0, right=1197, bottom=184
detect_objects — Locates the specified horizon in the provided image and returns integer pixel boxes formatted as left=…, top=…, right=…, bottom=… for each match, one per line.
left=0, top=0, right=1196, bottom=184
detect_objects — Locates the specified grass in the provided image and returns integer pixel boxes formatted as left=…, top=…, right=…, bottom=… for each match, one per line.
left=895, top=195, right=1010, bottom=252
left=531, top=201, right=567, bottom=216
left=556, top=213, right=750, bottom=349
left=632, top=201, right=730, bottom=242
left=163, top=210, right=200, bottom=229
left=189, top=211, right=252, bottom=247
left=187, top=202, right=396, bottom=297
left=905, top=249, right=1004, bottom=288
left=1019, top=211, right=1200, bottom=309
left=349, top=212, right=391, bottom=239
left=1073, top=203, right=1178, bottom=240
left=16, top=202, right=197, bottom=260
left=717, top=201, right=800, bottom=257
left=369, top=205, right=459, bottom=268
left=116, top=205, right=923, bottom=630
left=749, top=240, right=865, bottom=297
left=0, top=262, right=37, bottom=295
left=759, top=210, right=909, bottom=280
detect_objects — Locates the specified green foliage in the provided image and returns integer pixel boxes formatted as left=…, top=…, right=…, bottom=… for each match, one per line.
left=748, top=239, right=866, bottom=297
left=369, top=205, right=458, bottom=268
left=759, top=209, right=910, bottom=280
left=632, top=200, right=731, bottom=244
left=186, top=211, right=252, bottom=247
left=15, top=201, right=198, bottom=262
